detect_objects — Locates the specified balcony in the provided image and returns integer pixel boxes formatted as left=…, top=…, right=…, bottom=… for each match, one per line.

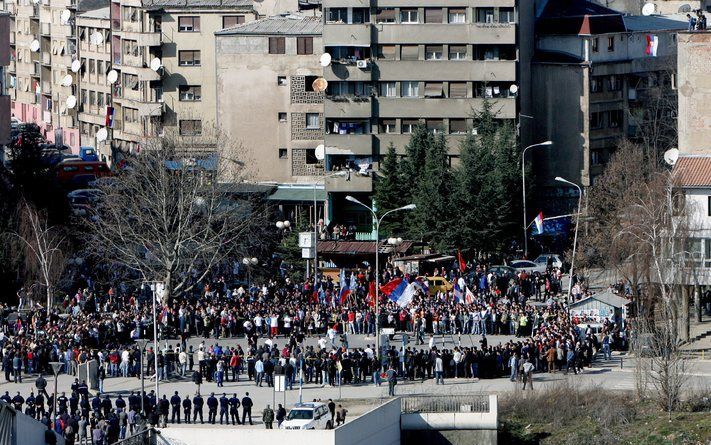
left=120, top=31, right=162, bottom=47
left=376, top=97, right=516, bottom=118
left=377, top=23, right=515, bottom=45
left=325, top=172, right=373, bottom=193
left=115, top=96, right=163, bottom=117
left=40, top=22, right=50, bottom=36
left=325, top=97, right=372, bottom=119
left=119, top=64, right=160, bottom=81
left=376, top=60, right=515, bottom=81
left=324, top=62, right=373, bottom=82
left=377, top=0, right=514, bottom=5
left=323, top=24, right=371, bottom=46
left=322, top=0, right=369, bottom=7
left=325, top=133, right=374, bottom=155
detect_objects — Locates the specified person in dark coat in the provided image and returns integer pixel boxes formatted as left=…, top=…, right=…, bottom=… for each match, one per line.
left=219, top=393, right=229, bottom=424
left=241, top=392, right=253, bottom=425
left=206, top=393, right=218, bottom=424
left=228, top=394, right=241, bottom=425
left=170, top=391, right=181, bottom=423
left=192, top=393, right=204, bottom=424
left=182, top=395, right=192, bottom=424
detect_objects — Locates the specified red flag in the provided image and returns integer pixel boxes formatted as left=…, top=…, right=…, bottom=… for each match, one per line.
left=366, top=281, right=376, bottom=307
left=458, top=249, right=466, bottom=272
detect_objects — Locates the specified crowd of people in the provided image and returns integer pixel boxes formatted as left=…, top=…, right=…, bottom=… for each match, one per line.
left=0, top=260, right=629, bottom=443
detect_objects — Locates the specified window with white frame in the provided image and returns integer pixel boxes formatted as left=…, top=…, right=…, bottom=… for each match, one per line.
left=179, top=85, right=201, bottom=101
left=448, top=8, right=466, bottom=23
left=306, top=113, right=320, bottom=129
left=402, top=119, right=419, bottom=134
left=425, top=45, right=443, bottom=60
left=380, top=81, right=397, bottom=97
left=400, top=9, right=419, bottom=23
left=449, top=45, right=467, bottom=60
left=401, top=81, right=419, bottom=97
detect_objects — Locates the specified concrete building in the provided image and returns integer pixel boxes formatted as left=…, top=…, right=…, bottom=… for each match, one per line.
left=530, top=0, right=685, bottom=214
left=1, top=10, right=10, bottom=148
left=589, top=0, right=709, bottom=16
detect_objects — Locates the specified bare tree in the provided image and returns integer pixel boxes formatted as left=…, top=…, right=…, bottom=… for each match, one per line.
left=11, top=201, right=68, bottom=308
left=86, top=127, right=267, bottom=301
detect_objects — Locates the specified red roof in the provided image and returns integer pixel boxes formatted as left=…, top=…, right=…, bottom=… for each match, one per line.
left=317, top=240, right=413, bottom=255
left=674, top=156, right=711, bottom=188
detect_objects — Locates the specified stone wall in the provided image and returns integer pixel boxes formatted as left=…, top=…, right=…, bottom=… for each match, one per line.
left=291, top=112, right=323, bottom=140
left=290, top=75, right=324, bottom=104
left=292, top=148, right=324, bottom=176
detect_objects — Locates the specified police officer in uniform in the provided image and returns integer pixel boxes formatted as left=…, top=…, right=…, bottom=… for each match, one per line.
left=128, top=391, right=140, bottom=413
left=35, top=391, right=45, bottom=419
left=192, top=393, right=204, bottom=424
left=57, top=392, right=69, bottom=415
left=116, top=395, right=127, bottom=412
left=25, top=391, right=36, bottom=418
left=218, top=393, right=229, bottom=424
left=241, top=392, right=253, bottom=425
left=170, top=391, right=181, bottom=423
left=158, top=395, right=170, bottom=428
left=12, top=392, right=24, bottom=411
left=228, top=394, right=241, bottom=425
left=182, top=395, right=192, bottom=424
left=206, top=393, right=218, bottom=424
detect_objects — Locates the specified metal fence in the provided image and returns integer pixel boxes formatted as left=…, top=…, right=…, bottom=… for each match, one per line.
left=400, top=395, right=490, bottom=414
left=112, top=427, right=159, bottom=445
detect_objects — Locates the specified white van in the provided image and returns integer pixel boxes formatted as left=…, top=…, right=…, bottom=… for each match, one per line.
left=280, top=402, right=333, bottom=430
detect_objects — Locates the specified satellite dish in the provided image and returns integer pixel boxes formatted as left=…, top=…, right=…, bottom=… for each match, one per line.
left=96, top=128, right=108, bottom=142
left=30, top=40, right=40, bottom=52
left=71, top=59, right=81, bottom=72
left=509, top=84, right=518, bottom=94
left=642, top=2, right=655, bottom=15
left=312, top=77, right=328, bottom=93
left=663, top=148, right=679, bottom=166
left=61, top=74, right=73, bottom=87
left=678, top=4, right=691, bottom=12
left=320, top=53, right=332, bottom=67
left=66, top=95, right=77, bottom=109
left=315, top=145, right=325, bottom=161
left=107, top=70, right=119, bottom=84
left=150, top=58, right=162, bottom=71
left=32, top=0, right=40, bottom=3
left=90, top=32, right=104, bottom=45
left=60, top=9, right=71, bottom=23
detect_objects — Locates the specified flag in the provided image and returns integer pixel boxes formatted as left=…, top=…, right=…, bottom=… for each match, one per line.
left=380, top=278, right=406, bottom=296
left=465, top=287, right=476, bottom=304
left=646, top=34, right=658, bottom=57
left=453, top=282, right=463, bottom=303
left=366, top=281, right=376, bottom=307
left=105, top=106, right=115, bottom=128
left=413, top=277, right=429, bottom=295
left=533, top=212, right=544, bottom=235
left=380, top=278, right=410, bottom=306
left=339, top=268, right=351, bottom=305
left=458, top=249, right=467, bottom=272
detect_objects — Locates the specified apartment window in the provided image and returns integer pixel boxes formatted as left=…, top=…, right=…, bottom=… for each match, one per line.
left=123, top=73, right=138, bottom=91
left=499, top=7, right=515, bottom=23
left=590, top=77, right=602, bottom=93
left=380, top=119, right=396, bottom=134
left=179, top=85, right=201, bottom=101
left=81, top=89, right=88, bottom=105
left=376, top=8, right=396, bottom=23
left=380, top=82, right=397, bottom=97
left=402, top=119, right=419, bottom=134
left=178, top=16, right=200, bottom=32
left=378, top=45, right=396, bottom=60
left=401, top=45, right=419, bottom=61
left=124, top=107, right=139, bottom=123
left=327, top=8, right=347, bottom=23
left=305, top=149, right=319, bottom=164
left=306, top=113, right=320, bottom=129
left=279, top=148, right=288, bottom=159
left=400, top=9, right=419, bottom=24
left=122, top=40, right=139, bottom=57
left=608, top=109, right=622, bottom=128
left=448, top=8, right=466, bottom=23
left=222, top=15, right=245, bottom=28
left=592, top=37, right=599, bottom=52
left=89, top=91, right=96, bottom=105
left=590, top=112, right=603, bottom=129
left=706, top=239, right=711, bottom=268
left=608, top=75, right=622, bottom=91
left=297, top=37, right=314, bottom=55
left=179, top=119, right=202, bottom=135
left=426, top=119, right=444, bottom=134
left=401, top=81, right=419, bottom=98
left=425, top=45, right=443, bottom=60
left=352, top=8, right=370, bottom=24
left=269, top=37, right=286, bottom=54
left=607, top=36, right=615, bottom=51
left=449, top=45, right=467, bottom=60
left=178, top=50, right=201, bottom=66
left=708, top=196, right=711, bottom=216
left=278, top=112, right=287, bottom=122
left=425, top=8, right=443, bottom=23
left=591, top=149, right=602, bottom=166
left=450, top=119, right=467, bottom=134
left=278, top=76, right=287, bottom=86
left=424, top=82, right=443, bottom=98
left=89, top=59, right=96, bottom=74
left=97, top=60, right=104, bottom=75
left=476, top=8, right=495, bottom=23
left=449, top=82, right=467, bottom=98
left=97, top=92, right=104, bottom=107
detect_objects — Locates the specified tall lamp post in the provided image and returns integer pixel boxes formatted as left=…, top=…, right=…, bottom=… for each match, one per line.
left=49, top=361, right=63, bottom=427
left=242, top=257, right=258, bottom=289
left=521, top=141, right=553, bottom=258
left=555, top=176, right=582, bottom=303
left=345, top=195, right=415, bottom=365
left=135, top=338, right=149, bottom=414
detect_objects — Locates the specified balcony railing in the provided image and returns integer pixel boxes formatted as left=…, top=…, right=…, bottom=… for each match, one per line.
left=401, top=395, right=490, bottom=414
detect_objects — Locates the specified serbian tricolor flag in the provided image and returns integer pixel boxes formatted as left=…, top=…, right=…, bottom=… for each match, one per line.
left=458, top=249, right=467, bottom=272
left=106, top=106, right=115, bottom=128
left=646, top=34, right=658, bottom=57
left=339, top=269, right=351, bottom=305
left=533, top=212, right=544, bottom=235
left=453, top=282, right=463, bottom=303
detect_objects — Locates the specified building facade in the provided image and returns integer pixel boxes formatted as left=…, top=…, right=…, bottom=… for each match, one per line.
left=1, top=10, right=10, bottom=147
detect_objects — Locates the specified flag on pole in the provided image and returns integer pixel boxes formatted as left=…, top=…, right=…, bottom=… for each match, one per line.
left=533, top=212, right=544, bottom=235
left=380, top=278, right=411, bottom=307
left=414, top=277, right=429, bottom=295
left=339, top=268, right=351, bottom=305
left=458, top=249, right=467, bottom=272
left=105, top=106, right=115, bottom=128
left=453, top=282, right=463, bottom=303
left=465, top=287, right=476, bottom=304
left=366, top=281, right=376, bottom=307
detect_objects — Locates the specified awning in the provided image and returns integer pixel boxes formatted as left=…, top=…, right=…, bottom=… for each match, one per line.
left=424, top=83, right=443, bottom=97
left=268, top=187, right=327, bottom=202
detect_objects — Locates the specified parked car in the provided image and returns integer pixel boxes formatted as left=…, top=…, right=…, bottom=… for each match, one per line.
left=509, top=260, right=547, bottom=275
left=280, top=402, right=333, bottom=430
left=533, top=253, right=564, bottom=270
left=418, top=276, right=453, bottom=295
left=488, top=265, right=516, bottom=277
left=68, top=188, right=103, bottom=216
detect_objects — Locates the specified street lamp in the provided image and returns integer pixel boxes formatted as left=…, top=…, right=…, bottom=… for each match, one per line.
left=345, top=195, right=415, bottom=366
left=555, top=176, right=582, bottom=303
left=521, top=141, right=553, bottom=258
left=275, top=220, right=291, bottom=231
left=313, top=171, right=349, bottom=284
left=242, top=257, right=258, bottom=289
left=135, top=338, right=150, bottom=415
left=49, top=361, right=62, bottom=426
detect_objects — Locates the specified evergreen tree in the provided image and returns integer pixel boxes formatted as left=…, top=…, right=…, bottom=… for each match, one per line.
left=373, top=143, right=405, bottom=238
left=399, top=124, right=433, bottom=239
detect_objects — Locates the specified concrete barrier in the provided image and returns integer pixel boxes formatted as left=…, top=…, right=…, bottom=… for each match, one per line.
left=400, top=394, right=498, bottom=431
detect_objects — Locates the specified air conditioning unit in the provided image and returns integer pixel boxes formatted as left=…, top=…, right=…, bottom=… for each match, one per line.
left=356, top=59, right=368, bottom=69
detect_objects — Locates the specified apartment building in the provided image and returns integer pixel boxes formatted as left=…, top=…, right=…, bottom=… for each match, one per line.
left=1, top=11, right=10, bottom=148
left=530, top=0, right=685, bottom=214
left=589, top=0, right=709, bottom=15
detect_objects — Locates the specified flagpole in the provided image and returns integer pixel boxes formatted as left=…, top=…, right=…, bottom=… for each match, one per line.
left=521, top=141, right=553, bottom=258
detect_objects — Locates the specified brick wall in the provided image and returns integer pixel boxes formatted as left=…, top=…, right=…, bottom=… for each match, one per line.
left=292, top=148, right=325, bottom=176
left=291, top=112, right=323, bottom=140
left=290, top=75, right=324, bottom=104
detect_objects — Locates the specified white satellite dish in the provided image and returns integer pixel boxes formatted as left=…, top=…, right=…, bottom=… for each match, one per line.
left=642, top=2, right=655, bottom=15
left=664, top=148, right=679, bottom=166
left=60, top=9, right=71, bottom=23
left=149, top=57, right=162, bottom=71
left=30, top=40, right=40, bottom=52
left=509, top=84, right=518, bottom=94
left=66, top=95, right=77, bottom=109
left=315, top=145, right=325, bottom=161
left=61, top=74, right=73, bottom=87
left=32, top=0, right=40, bottom=4
left=107, top=70, right=118, bottom=84
left=319, top=53, right=332, bottom=67
left=96, top=128, right=108, bottom=142
left=90, top=32, right=104, bottom=45
left=71, top=59, right=81, bottom=72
